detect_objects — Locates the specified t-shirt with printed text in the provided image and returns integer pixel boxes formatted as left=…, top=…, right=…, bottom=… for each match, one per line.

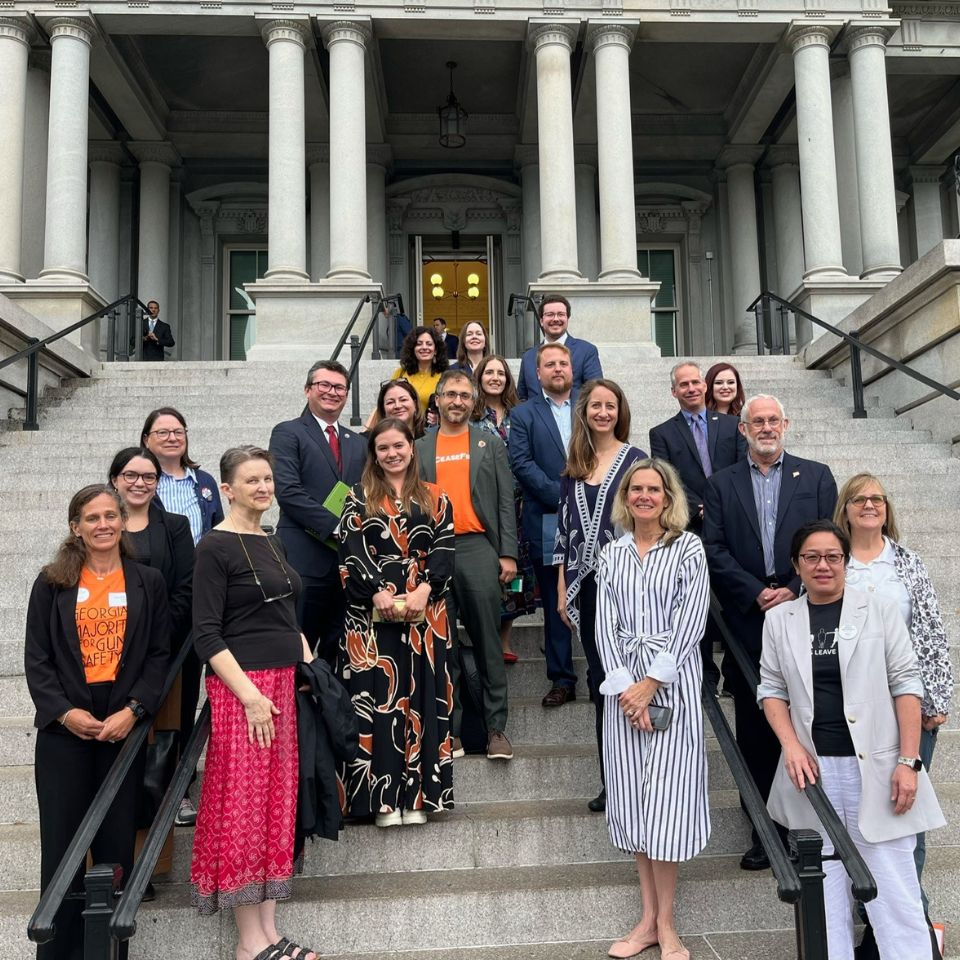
left=75, top=567, right=127, bottom=684
left=435, top=431, right=484, bottom=535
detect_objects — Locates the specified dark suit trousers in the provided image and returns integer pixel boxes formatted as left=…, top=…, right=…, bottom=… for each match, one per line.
left=531, top=558, right=576, bottom=689
left=448, top=535, right=508, bottom=734
left=298, top=571, right=347, bottom=666
left=577, top=574, right=604, bottom=783
left=690, top=523, right=721, bottom=688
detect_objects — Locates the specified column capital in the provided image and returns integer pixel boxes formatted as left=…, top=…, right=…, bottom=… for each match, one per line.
left=88, top=141, right=126, bottom=165
left=908, top=164, right=944, bottom=185
left=528, top=20, right=579, bottom=53
left=0, top=15, right=35, bottom=46
left=844, top=21, right=898, bottom=53
left=766, top=144, right=800, bottom=168
left=367, top=143, right=392, bottom=168
left=259, top=17, right=311, bottom=47
left=44, top=15, right=97, bottom=46
left=514, top=143, right=540, bottom=168
left=306, top=142, right=330, bottom=166
left=586, top=20, right=638, bottom=52
left=786, top=21, right=842, bottom=54
left=716, top=144, right=764, bottom=170
left=320, top=18, right=372, bottom=49
left=128, top=141, right=181, bottom=167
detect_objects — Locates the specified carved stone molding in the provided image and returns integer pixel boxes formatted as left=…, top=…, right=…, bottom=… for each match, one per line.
left=128, top=141, right=181, bottom=167
left=892, top=1, right=960, bottom=16
left=46, top=15, right=96, bottom=45
left=716, top=144, right=764, bottom=169
left=787, top=22, right=836, bottom=52
left=320, top=18, right=372, bottom=49
left=845, top=21, right=897, bottom=51
left=367, top=143, right=393, bottom=168
left=908, top=165, right=945, bottom=185
left=529, top=21, right=578, bottom=53
left=88, top=141, right=126, bottom=165
left=260, top=17, right=310, bottom=47
left=0, top=15, right=33, bottom=44
left=765, top=144, right=800, bottom=168
left=587, top=21, right=636, bottom=50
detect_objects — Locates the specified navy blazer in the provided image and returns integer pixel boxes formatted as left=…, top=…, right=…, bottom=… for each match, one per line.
left=703, top=452, right=838, bottom=618
left=444, top=334, right=459, bottom=360
left=141, top=319, right=175, bottom=361
left=649, top=410, right=746, bottom=525
left=517, top=335, right=603, bottom=401
left=270, top=410, right=366, bottom=579
left=508, top=393, right=573, bottom=556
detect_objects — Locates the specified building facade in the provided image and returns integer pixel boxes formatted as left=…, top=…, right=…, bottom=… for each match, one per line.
left=0, top=1, right=959, bottom=361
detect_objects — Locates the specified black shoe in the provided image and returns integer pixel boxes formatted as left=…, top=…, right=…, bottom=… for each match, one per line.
left=587, top=788, right=606, bottom=813
left=739, top=841, right=770, bottom=871
left=141, top=882, right=156, bottom=902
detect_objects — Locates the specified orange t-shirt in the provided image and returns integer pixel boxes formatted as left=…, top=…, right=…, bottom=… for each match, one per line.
left=435, top=431, right=485, bottom=535
left=75, top=567, right=128, bottom=684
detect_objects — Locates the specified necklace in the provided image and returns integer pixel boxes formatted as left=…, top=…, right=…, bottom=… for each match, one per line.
left=229, top=523, right=294, bottom=604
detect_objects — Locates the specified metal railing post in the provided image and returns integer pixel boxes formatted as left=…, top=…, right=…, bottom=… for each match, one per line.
left=755, top=297, right=766, bottom=355
left=790, top=830, right=828, bottom=960
left=780, top=304, right=792, bottom=356
left=82, top=863, right=121, bottom=960
left=107, top=309, right=117, bottom=363
left=849, top=331, right=868, bottom=419
left=349, top=334, right=362, bottom=427
left=24, top=339, right=40, bottom=430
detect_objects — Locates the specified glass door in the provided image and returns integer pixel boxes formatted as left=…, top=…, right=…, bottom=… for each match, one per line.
left=639, top=246, right=681, bottom=357
left=223, top=246, right=268, bottom=360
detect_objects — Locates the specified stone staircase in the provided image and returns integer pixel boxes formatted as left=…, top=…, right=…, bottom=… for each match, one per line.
left=0, top=355, right=957, bottom=959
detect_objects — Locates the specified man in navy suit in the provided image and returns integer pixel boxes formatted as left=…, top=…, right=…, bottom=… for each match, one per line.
left=509, top=343, right=578, bottom=707
left=141, top=300, right=175, bottom=361
left=516, top=294, right=603, bottom=400
left=434, top=317, right=459, bottom=360
left=269, top=360, right=365, bottom=664
left=704, top=394, right=837, bottom=871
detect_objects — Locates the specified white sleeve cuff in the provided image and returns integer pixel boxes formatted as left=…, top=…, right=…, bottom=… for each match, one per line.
left=599, top=667, right=634, bottom=696
left=646, top=652, right=679, bottom=685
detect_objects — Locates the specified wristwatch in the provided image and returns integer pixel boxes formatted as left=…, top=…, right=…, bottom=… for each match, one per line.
left=125, top=699, right=146, bottom=720
left=897, top=756, right=923, bottom=772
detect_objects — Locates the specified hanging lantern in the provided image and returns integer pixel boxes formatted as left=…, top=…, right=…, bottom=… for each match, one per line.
left=438, top=61, right=468, bottom=149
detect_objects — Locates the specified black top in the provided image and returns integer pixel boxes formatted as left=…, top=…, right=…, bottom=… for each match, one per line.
left=193, top=530, right=303, bottom=670
left=810, top=598, right=855, bottom=756
left=583, top=482, right=600, bottom=515
left=127, top=528, right=151, bottom=564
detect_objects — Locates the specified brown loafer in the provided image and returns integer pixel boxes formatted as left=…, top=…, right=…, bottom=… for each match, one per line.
left=541, top=685, right=576, bottom=707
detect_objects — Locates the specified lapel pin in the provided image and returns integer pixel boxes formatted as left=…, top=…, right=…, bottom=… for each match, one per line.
left=478, top=440, right=486, bottom=448
left=710, top=416, right=718, bottom=421
left=838, top=625, right=858, bottom=640
left=792, top=470, right=800, bottom=478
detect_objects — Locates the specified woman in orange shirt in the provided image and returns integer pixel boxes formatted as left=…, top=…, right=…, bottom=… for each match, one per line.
left=25, top=485, right=170, bottom=960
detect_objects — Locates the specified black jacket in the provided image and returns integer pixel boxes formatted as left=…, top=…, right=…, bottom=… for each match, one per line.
left=25, top=559, right=171, bottom=730
left=142, top=500, right=194, bottom=648
left=141, top=319, right=175, bottom=361
left=295, top=659, right=359, bottom=843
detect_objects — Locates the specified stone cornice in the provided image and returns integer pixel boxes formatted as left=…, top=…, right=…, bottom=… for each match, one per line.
left=765, top=144, right=800, bottom=167
left=892, top=1, right=960, bottom=18
left=259, top=16, right=311, bottom=47
left=844, top=20, right=898, bottom=51
left=88, top=140, right=127, bottom=165
left=528, top=20, right=578, bottom=52
left=586, top=20, right=638, bottom=51
left=128, top=140, right=181, bottom=166
left=44, top=15, right=97, bottom=45
left=0, top=15, right=34, bottom=46
left=716, top=143, right=764, bottom=169
left=319, top=18, right=372, bottom=48
left=908, top=164, right=945, bottom=185
left=786, top=20, right=843, bottom=52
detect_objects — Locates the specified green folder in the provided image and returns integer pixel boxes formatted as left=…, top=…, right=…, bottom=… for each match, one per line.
left=321, top=480, right=351, bottom=551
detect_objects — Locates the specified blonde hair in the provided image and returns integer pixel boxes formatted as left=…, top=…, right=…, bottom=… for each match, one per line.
left=610, top=458, right=688, bottom=546
left=564, top=379, right=631, bottom=481
left=833, top=472, right=900, bottom=542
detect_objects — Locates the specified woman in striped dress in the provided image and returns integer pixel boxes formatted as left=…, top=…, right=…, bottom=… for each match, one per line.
left=595, top=458, right=710, bottom=960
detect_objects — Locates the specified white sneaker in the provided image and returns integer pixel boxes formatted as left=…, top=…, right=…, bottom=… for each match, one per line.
left=175, top=797, right=197, bottom=827
left=451, top=737, right=465, bottom=759
left=375, top=809, right=403, bottom=828
left=401, top=809, right=427, bottom=826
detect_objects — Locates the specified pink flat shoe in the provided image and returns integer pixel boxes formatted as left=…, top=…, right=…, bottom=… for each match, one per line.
left=607, top=934, right=658, bottom=959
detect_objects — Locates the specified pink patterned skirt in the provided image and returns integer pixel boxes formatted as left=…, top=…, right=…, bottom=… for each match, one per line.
left=190, top=666, right=300, bottom=915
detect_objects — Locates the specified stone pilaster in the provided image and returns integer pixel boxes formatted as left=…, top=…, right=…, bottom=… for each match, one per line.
left=307, top=142, right=330, bottom=281
left=87, top=141, right=125, bottom=303
left=515, top=144, right=541, bottom=284
left=908, top=165, right=945, bottom=259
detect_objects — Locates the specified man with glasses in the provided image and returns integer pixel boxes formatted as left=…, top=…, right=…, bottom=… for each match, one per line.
left=269, top=360, right=365, bottom=663
left=516, top=294, right=603, bottom=400
left=416, top=370, right=518, bottom=761
left=703, top=393, right=838, bottom=871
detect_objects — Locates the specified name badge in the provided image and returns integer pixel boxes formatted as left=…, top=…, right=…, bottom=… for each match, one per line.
left=838, top=625, right=858, bottom=640
left=77, top=588, right=90, bottom=602
left=108, top=592, right=128, bottom=607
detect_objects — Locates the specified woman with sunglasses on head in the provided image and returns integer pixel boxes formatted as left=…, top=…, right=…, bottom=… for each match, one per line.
left=191, top=445, right=319, bottom=960
left=392, top=326, right=448, bottom=414
left=453, top=321, right=491, bottom=377
left=365, top=379, right=426, bottom=439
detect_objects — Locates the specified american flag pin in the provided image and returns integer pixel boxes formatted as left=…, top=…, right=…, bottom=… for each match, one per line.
left=793, top=471, right=800, bottom=477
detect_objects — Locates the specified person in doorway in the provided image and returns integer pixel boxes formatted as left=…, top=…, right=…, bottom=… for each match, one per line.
left=453, top=321, right=491, bottom=377
left=141, top=300, right=175, bottom=361
left=433, top=317, right=459, bottom=360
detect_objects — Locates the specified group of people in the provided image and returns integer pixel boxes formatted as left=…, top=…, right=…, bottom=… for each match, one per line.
left=24, top=293, right=952, bottom=960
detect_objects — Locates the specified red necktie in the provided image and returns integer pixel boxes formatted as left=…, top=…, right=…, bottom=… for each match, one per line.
left=326, top=425, right=343, bottom=473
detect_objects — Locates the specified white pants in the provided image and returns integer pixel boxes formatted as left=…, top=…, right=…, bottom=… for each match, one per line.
left=818, top=755, right=928, bottom=960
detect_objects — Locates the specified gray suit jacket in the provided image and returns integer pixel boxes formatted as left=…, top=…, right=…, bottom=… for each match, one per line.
left=416, top=424, right=518, bottom=561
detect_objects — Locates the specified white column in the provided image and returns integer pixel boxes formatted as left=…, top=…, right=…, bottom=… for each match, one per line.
left=768, top=147, right=810, bottom=343
left=847, top=23, right=901, bottom=280
left=831, top=65, right=862, bottom=276
left=516, top=145, right=541, bottom=283
left=0, top=18, right=32, bottom=282
left=87, top=142, right=124, bottom=301
left=788, top=23, right=846, bottom=279
left=307, top=144, right=330, bottom=282
left=367, top=145, right=389, bottom=287
left=262, top=19, right=309, bottom=282
left=908, top=166, right=945, bottom=258
left=530, top=22, right=581, bottom=281
left=40, top=16, right=95, bottom=283
left=589, top=21, right=641, bottom=281
left=719, top=146, right=763, bottom=353
left=322, top=20, right=371, bottom=280
left=575, top=162, right=599, bottom=281
left=130, top=142, right=178, bottom=312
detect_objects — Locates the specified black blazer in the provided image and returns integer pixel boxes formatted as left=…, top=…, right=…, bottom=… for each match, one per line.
left=444, top=334, right=459, bottom=360
left=25, top=560, right=171, bottom=730
left=142, top=319, right=175, bottom=361
left=270, top=410, right=365, bottom=579
left=649, top=410, right=746, bottom=527
left=703, top=452, right=838, bottom=616
left=142, top=501, right=194, bottom=648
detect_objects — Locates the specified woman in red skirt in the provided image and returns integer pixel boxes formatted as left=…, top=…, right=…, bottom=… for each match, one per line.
left=191, top=445, right=317, bottom=960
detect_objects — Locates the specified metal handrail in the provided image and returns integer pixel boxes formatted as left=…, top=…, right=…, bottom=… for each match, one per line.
left=27, top=635, right=196, bottom=944
left=710, top=594, right=878, bottom=902
left=749, top=291, right=960, bottom=420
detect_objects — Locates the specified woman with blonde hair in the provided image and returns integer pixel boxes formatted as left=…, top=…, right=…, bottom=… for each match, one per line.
left=554, top=378, right=645, bottom=811
left=596, top=458, right=710, bottom=960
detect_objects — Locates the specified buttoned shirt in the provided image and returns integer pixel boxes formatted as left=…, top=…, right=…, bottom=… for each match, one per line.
left=157, top=466, right=203, bottom=545
left=749, top=452, right=784, bottom=577
left=311, top=413, right=339, bottom=447
left=682, top=408, right=707, bottom=431
left=541, top=331, right=569, bottom=346
left=846, top=537, right=912, bottom=626
left=543, top=391, right=572, bottom=453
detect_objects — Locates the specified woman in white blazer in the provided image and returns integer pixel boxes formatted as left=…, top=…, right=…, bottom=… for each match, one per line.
left=758, top=519, right=944, bottom=960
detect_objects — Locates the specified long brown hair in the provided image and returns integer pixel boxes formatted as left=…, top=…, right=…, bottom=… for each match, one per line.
left=472, top=354, right=520, bottom=420
left=42, top=485, right=130, bottom=589
left=705, top=362, right=746, bottom=417
left=564, top=379, right=632, bottom=481
left=456, top=321, right=491, bottom=370
left=361, top=419, right=434, bottom=519
left=369, top=379, right=425, bottom=439
left=398, top=326, right=448, bottom=377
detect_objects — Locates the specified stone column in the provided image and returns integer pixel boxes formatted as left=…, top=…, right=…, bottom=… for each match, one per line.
left=322, top=20, right=371, bottom=280
left=908, top=166, right=945, bottom=259
left=307, top=143, right=330, bottom=281
left=367, top=145, right=390, bottom=289
left=262, top=19, right=309, bottom=282
left=129, top=142, right=179, bottom=313
left=0, top=17, right=32, bottom=282
left=530, top=22, right=581, bottom=281
left=87, top=142, right=124, bottom=302
left=574, top=161, right=599, bottom=281
left=788, top=23, right=846, bottom=279
left=768, top=146, right=809, bottom=342
left=718, top=146, right=763, bottom=353
left=847, top=23, right=901, bottom=280
left=589, top=21, right=641, bottom=281
left=40, top=16, right=95, bottom=283
left=831, top=64, right=862, bottom=277
left=516, top=145, right=541, bottom=284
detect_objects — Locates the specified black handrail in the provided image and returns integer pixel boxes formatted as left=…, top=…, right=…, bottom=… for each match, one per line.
left=710, top=593, right=878, bottom=902
left=110, top=701, right=211, bottom=941
left=27, top=635, right=196, bottom=944
left=749, top=291, right=960, bottom=420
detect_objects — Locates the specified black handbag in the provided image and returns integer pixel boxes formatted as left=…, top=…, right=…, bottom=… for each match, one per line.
left=139, top=729, right=179, bottom=828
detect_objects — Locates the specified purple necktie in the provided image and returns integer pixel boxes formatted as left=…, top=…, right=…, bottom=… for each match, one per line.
left=691, top=416, right=712, bottom=478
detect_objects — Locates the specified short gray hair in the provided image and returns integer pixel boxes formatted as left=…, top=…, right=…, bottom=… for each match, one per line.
left=740, top=394, right=786, bottom=423
left=436, top=369, right=476, bottom=399
left=670, top=360, right=702, bottom=386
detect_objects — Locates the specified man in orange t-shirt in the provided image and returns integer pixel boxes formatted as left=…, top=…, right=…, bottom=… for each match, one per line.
left=416, top=370, right=518, bottom=761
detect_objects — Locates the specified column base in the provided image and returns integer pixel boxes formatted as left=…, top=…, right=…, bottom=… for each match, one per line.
left=860, top=266, right=902, bottom=283
left=37, top=267, right=90, bottom=284
left=787, top=277, right=887, bottom=340
left=244, top=278, right=384, bottom=361
left=527, top=278, right=662, bottom=360
left=536, top=270, right=585, bottom=284
left=0, top=280, right=107, bottom=355
left=264, top=268, right=311, bottom=283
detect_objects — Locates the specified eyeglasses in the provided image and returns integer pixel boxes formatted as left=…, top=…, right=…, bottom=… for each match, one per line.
left=310, top=380, right=348, bottom=396
left=440, top=390, right=473, bottom=402
left=541, top=311, right=567, bottom=319
left=747, top=416, right=782, bottom=428
left=235, top=532, right=294, bottom=604
left=118, top=471, right=158, bottom=486
left=798, top=552, right=846, bottom=566
left=848, top=494, right=888, bottom=506
left=149, top=428, right=187, bottom=440
left=381, top=378, right=410, bottom=388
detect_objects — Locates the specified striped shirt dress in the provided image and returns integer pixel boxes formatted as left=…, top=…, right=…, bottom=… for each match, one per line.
left=595, top=531, right=711, bottom=861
